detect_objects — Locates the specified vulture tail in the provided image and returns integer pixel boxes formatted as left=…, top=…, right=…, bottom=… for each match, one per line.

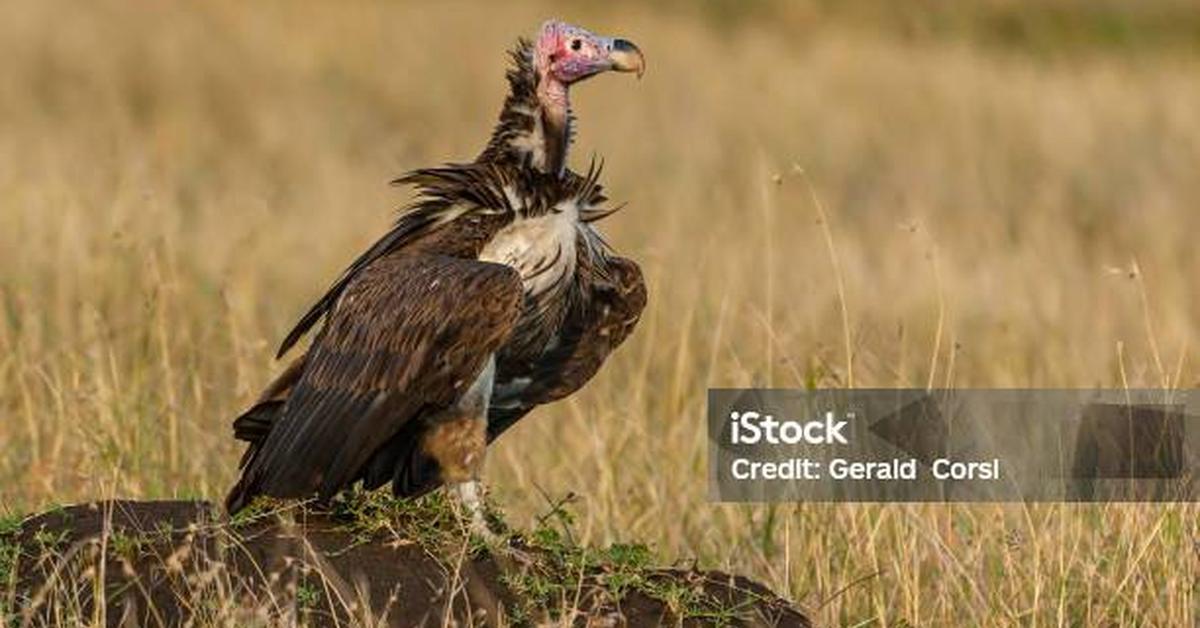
left=225, top=400, right=285, bottom=514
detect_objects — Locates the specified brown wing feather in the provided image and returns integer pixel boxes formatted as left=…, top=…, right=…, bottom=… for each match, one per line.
left=275, top=203, right=460, bottom=358
left=489, top=239, right=646, bottom=441
left=227, top=252, right=522, bottom=512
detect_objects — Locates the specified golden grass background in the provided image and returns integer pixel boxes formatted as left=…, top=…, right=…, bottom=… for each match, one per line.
left=1, top=0, right=1197, bottom=624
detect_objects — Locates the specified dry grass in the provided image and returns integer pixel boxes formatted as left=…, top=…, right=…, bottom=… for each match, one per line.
left=1, top=0, right=1197, bottom=625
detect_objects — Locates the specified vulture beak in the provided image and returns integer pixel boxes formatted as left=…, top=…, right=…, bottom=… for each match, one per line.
left=608, top=39, right=645, bottom=79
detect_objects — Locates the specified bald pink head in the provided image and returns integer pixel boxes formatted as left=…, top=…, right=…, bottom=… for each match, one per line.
left=534, top=20, right=644, bottom=86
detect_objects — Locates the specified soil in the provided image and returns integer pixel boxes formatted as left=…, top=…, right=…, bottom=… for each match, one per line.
left=2, top=499, right=811, bottom=627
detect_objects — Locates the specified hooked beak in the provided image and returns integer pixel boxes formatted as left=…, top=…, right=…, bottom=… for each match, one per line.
left=608, top=38, right=645, bottom=79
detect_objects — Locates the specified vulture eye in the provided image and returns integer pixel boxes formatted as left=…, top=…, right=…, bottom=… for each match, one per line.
left=570, top=38, right=582, bottom=51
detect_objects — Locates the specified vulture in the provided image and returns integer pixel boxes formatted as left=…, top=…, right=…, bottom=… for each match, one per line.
left=225, top=20, right=647, bottom=536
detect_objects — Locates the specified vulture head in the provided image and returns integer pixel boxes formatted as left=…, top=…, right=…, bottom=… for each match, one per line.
left=534, top=20, right=645, bottom=86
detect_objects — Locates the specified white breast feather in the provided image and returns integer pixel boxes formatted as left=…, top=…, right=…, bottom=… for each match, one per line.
left=479, top=197, right=580, bottom=296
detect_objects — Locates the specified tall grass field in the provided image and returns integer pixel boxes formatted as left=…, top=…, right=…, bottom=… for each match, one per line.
left=1, top=1, right=1197, bottom=625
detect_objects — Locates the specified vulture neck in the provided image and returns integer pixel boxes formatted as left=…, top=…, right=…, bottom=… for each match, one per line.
left=481, top=42, right=573, bottom=178
left=536, top=78, right=571, bottom=177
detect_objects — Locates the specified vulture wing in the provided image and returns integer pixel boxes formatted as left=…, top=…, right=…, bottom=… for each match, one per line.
left=275, top=203, right=459, bottom=359
left=489, top=231, right=646, bottom=441
left=226, top=252, right=523, bottom=512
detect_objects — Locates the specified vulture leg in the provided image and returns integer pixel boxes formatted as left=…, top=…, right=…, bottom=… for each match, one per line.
left=422, top=357, right=529, bottom=565
left=419, top=356, right=496, bottom=538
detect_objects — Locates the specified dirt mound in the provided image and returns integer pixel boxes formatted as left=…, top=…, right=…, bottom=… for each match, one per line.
left=1, top=497, right=809, bottom=627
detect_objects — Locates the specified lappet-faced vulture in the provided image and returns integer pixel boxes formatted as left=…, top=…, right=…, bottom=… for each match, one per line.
left=225, top=21, right=647, bottom=537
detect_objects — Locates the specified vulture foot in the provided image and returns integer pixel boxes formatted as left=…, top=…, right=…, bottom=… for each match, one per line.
left=452, top=480, right=534, bottom=568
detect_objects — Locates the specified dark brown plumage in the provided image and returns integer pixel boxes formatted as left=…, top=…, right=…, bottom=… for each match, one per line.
left=226, top=23, right=646, bottom=517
